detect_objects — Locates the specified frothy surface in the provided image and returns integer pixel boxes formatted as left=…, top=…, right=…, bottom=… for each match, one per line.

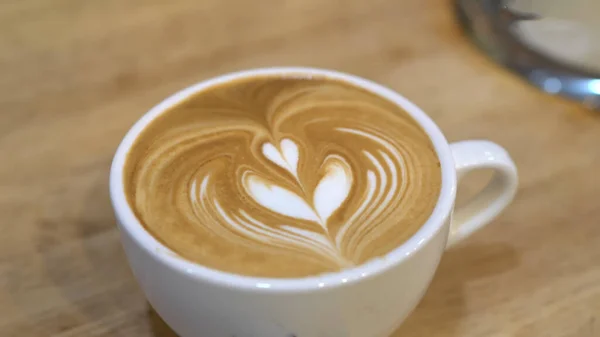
left=124, top=75, right=441, bottom=278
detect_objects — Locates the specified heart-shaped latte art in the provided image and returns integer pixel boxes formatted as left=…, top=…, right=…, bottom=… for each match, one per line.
left=125, top=76, right=442, bottom=277
left=188, top=129, right=409, bottom=265
left=246, top=138, right=353, bottom=228
left=261, top=139, right=300, bottom=179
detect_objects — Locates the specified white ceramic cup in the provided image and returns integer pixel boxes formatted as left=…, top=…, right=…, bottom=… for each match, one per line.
left=110, top=67, right=518, bottom=337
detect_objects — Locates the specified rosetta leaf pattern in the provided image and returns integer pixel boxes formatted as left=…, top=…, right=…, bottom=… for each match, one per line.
left=190, top=130, right=406, bottom=265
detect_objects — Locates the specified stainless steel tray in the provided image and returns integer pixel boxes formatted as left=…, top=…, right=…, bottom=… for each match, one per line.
left=456, top=0, right=600, bottom=109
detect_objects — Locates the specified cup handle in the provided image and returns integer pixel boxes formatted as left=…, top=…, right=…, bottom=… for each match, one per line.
left=446, top=140, right=518, bottom=247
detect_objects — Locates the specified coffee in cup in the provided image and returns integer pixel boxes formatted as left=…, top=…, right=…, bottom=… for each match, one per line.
left=123, top=75, right=442, bottom=278
left=112, top=67, right=518, bottom=337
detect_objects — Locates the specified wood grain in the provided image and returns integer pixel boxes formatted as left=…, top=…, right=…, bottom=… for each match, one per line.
left=1, top=0, right=599, bottom=336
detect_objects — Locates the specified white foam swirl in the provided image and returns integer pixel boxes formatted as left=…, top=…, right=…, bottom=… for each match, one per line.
left=186, top=129, right=410, bottom=265
left=125, top=77, right=443, bottom=277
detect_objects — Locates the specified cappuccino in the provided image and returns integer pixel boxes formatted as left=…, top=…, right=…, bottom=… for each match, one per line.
left=123, top=74, right=441, bottom=278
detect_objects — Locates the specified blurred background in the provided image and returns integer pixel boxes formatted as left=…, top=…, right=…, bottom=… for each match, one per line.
left=1, top=0, right=599, bottom=336
left=459, top=0, right=600, bottom=107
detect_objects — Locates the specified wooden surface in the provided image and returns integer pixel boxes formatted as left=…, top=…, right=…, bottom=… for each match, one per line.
left=1, top=0, right=599, bottom=336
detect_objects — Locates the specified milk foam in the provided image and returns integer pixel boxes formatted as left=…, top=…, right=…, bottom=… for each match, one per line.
left=186, top=129, right=408, bottom=265
left=124, top=75, right=441, bottom=277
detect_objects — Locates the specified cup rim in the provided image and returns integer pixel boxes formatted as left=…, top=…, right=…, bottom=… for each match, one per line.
left=110, top=67, right=457, bottom=293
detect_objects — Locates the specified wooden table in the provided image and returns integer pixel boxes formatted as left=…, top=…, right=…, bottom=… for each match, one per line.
left=1, top=0, right=599, bottom=336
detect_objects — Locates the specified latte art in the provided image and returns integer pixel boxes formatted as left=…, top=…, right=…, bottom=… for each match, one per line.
left=192, top=130, right=403, bottom=266
left=124, top=76, right=441, bottom=278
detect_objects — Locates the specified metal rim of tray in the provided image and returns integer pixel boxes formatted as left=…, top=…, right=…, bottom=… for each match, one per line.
left=455, top=0, right=600, bottom=109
